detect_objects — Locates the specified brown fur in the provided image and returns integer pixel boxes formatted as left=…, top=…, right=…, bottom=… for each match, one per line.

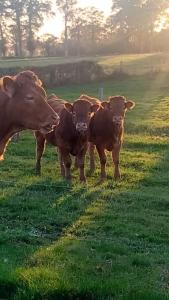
left=79, top=94, right=101, bottom=105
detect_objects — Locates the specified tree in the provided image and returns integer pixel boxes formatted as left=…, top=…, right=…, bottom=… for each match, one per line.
left=70, top=7, right=105, bottom=56
left=40, top=34, right=59, bottom=56
left=0, top=1, right=10, bottom=56
left=111, top=0, right=169, bottom=53
left=69, top=8, right=88, bottom=56
left=8, top=0, right=25, bottom=57
left=56, top=0, right=77, bottom=57
left=25, top=0, right=53, bottom=57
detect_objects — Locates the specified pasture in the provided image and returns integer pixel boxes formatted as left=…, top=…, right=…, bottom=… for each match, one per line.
left=1, top=52, right=169, bottom=75
left=1, top=74, right=169, bottom=299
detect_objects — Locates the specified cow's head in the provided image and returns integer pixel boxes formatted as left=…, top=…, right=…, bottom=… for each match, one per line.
left=102, top=96, right=135, bottom=127
left=65, top=99, right=100, bottom=134
left=2, top=71, right=59, bottom=134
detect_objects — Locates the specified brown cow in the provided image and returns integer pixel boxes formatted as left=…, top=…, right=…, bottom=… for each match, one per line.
left=0, top=71, right=59, bottom=161
left=35, top=94, right=100, bottom=182
left=89, top=95, right=135, bottom=181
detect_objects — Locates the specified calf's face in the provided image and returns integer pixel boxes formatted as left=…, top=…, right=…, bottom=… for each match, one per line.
left=103, top=96, right=135, bottom=126
left=65, top=99, right=99, bottom=133
left=2, top=74, right=59, bottom=134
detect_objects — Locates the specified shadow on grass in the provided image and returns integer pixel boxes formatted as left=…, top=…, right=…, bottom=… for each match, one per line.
left=0, top=175, right=108, bottom=298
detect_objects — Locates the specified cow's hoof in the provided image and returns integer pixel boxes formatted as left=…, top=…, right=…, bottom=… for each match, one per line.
left=80, top=177, right=87, bottom=183
left=114, top=173, right=121, bottom=181
left=95, top=177, right=106, bottom=186
left=87, top=169, right=95, bottom=176
left=65, top=176, right=72, bottom=181
left=100, top=177, right=106, bottom=183
left=35, top=170, right=41, bottom=176
left=114, top=176, right=121, bottom=181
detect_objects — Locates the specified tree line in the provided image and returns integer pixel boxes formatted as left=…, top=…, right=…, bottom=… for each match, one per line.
left=0, top=0, right=169, bottom=57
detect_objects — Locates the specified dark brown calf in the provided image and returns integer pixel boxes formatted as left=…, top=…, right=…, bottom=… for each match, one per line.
left=35, top=95, right=100, bottom=182
left=0, top=71, right=59, bottom=161
left=89, top=95, right=135, bottom=181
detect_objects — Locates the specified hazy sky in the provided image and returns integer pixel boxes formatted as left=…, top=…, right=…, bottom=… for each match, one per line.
left=39, top=0, right=112, bottom=37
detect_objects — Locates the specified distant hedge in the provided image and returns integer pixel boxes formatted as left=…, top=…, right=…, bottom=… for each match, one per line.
left=0, top=60, right=106, bottom=87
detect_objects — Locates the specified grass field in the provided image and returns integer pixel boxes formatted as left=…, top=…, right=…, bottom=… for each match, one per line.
left=1, top=73, right=169, bottom=299
left=1, top=52, right=169, bottom=75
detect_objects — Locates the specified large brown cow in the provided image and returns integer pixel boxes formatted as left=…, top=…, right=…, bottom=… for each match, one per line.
left=89, top=95, right=135, bottom=181
left=0, top=71, right=59, bottom=161
left=35, top=94, right=100, bottom=182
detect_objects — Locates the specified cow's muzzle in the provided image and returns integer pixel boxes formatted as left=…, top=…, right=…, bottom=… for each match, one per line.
left=40, top=113, right=60, bottom=134
left=76, top=122, right=88, bottom=132
left=112, top=116, right=123, bottom=126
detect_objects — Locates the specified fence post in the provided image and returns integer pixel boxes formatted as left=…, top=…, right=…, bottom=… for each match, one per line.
left=98, top=82, right=104, bottom=101
left=119, top=60, right=123, bottom=74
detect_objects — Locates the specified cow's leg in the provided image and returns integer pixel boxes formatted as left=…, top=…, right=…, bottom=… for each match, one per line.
left=112, top=143, right=121, bottom=180
left=89, top=142, right=95, bottom=174
left=76, top=147, right=87, bottom=182
left=35, top=132, right=46, bottom=175
left=58, top=148, right=65, bottom=177
left=96, top=145, right=107, bottom=180
left=61, top=150, right=72, bottom=180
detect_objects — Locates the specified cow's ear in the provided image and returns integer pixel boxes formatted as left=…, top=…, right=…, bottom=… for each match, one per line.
left=101, top=101, right=109, bottom=109
left=125, top=100, right=135, bottom=110
left=91, top=104, right=100, bottom=113
left=3, top=77, right=16, bottom=98
left=64, top=102, right=73, bottom=112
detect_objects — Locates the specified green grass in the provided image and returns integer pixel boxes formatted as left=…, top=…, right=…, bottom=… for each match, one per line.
left=1, top=74, right=169, bottom=299
left=1, top=52, right=169, bottom=75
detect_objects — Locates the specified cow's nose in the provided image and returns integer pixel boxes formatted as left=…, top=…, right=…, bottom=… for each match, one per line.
left=76, top=122, right=88, bottom=131
left=113, top=116, right=123, bottom=125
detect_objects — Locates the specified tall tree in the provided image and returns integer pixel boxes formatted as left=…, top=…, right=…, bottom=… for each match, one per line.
left=40, top=34, right=59, bottom=56
left=70, top=7, right=105, bottom=56
left=9, top=0, right=25, bottom=57
left=56, top=0, right=77, bottom=57
left=0, top=1, right=9, bottom=56
left=111, top=0, right=169, bottom=52
left=25, top=0, right=53, bottom=57
left=70, top=8, right=88, bottom=56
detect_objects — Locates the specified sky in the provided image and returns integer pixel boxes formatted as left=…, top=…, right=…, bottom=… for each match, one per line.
left=39, top=0, right=112, bottom=37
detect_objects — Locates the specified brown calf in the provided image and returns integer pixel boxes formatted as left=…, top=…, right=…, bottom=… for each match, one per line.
left=35, top=95, right=100, bottom=182
left=89, top=95, right=135, bottom=181
left=0, top=71, right=59, bottom=161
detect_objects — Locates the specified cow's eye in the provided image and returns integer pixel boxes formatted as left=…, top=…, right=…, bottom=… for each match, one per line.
left=25, top=95, right=34, bottom=101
